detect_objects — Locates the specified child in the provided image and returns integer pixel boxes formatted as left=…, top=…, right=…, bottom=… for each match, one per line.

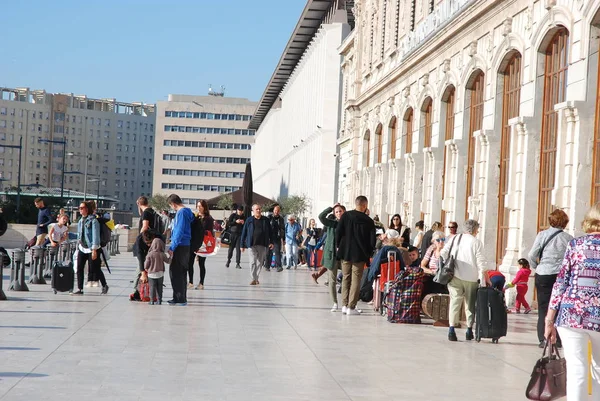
left=48, top=214, right=69, bottom=247
left=505, top=258, right=532, bottom=314
left=143, top=232, right=171, bottom=305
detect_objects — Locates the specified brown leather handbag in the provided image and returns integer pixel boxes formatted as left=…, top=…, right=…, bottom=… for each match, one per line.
left=526, top=343, right=567, bottom=400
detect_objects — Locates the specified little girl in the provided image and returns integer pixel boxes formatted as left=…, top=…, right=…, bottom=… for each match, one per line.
left=505, top=258, right=532, bottom=314
left=143, top=234, right=171, bottom=305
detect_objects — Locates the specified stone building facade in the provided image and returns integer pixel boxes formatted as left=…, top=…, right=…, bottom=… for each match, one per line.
left=338, top=0, right=600, bottom=279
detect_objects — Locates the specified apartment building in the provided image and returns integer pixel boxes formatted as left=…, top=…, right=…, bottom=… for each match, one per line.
left=153, top=93, right=257, bottom=206
left=0, top=87, right=155, bottom=212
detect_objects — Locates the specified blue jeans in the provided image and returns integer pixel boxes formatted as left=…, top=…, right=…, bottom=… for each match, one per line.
left=305, top=245, right=317, bottom=268
left=490, top=276, right=506, bottom=291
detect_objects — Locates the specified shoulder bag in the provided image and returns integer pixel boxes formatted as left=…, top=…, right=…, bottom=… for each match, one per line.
left=434, top=235, right=463, bottom=285
left=537, top=230, right=563, bottom=263
left=525, top=343, right=567, bottom=400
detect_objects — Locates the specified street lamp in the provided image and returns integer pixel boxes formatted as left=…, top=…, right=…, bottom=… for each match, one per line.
left=38, top=138, right=67, bottom=201
left=67, top=152, right=91, bottom=201
left=0, top=137, right=23, bottom=222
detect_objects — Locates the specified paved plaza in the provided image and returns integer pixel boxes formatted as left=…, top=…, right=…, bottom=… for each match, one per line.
left=1, top=250, right=541, bottom=401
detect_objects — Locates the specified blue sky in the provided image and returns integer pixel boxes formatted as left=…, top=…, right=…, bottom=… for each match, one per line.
left=0, top=0, right=306, bottom=103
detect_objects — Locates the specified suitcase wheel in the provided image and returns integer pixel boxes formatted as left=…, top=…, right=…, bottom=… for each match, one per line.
left=53, top=290, right=57, bottom=294
left=492, top=338, right=499, bottom=344
left=476, top=336, right=481, bottom=343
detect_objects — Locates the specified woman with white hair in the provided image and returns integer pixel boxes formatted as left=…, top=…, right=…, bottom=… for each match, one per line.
left=421, top=231, right=449, bottom=298
left=440, top=219, right=488, bottom=342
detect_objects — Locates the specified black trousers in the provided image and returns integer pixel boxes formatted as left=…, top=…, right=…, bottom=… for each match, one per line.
left=169, top=246, right=190, bottom=303
left=188, top=253, right=206, bottom=285
left=227, top=232, right=241, bottom=264
left=76, top=250, right=106, bottom=291
left=536, top=274, right=561, bottom=344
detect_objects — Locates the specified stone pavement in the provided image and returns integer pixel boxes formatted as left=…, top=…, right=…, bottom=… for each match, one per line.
left=0, top=250, right=542, bottom=401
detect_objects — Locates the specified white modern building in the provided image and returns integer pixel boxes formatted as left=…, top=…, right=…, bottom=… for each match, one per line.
left=338, top=0, right=600, bottom=281
left=250, top=0, right=354, bottom=219
left=0, top=87, right=155, bottom=213
left=153, top=93, right=257, bottom=206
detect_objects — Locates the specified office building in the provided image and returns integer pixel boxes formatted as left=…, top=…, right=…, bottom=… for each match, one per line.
left=0, top=87, right=155, bottom=212
left=153, top=93, right=257, bottom=205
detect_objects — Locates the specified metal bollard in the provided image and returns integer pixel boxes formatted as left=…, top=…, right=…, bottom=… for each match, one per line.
left=59, top=241, right=69, bottom=262
left=109, top=235, right=116, bottom=256
left=9, top=249, right=28, bottom=291
left=45, top=244, right=59, bottom=278
left=29, top=246, right=47, bottom=285
left=115, top=233, right=120, bottom=255
left=68, top=240, right=77, bottom=260
left=0, top=252, right=7, bottom=300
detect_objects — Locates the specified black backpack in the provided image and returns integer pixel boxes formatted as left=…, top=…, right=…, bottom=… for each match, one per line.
left=190, top=214, right=205, bottom=251
left=151, top=209, right=167, bottom=235
left=95, top=214, right=112, bottom=247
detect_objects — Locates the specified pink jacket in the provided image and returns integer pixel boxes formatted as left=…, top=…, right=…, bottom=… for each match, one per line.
left=511, top=268, right=531, bottom=287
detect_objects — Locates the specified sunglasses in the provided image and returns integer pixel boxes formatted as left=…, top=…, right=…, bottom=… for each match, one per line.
left=449, top=226, right=458, bottom=229
left=435, top=238, right=446, bottom=243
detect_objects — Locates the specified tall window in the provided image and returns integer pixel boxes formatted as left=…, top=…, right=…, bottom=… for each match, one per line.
left=404, top=109, right=414, bottom=154
left=423, top=98, right=433, bottom=148
left=465, top=72, right=485, bottom=220
left=389, top=117, right=398, bottom=160
left=375, top=124, right=383, bottom=164
left=442, top=87, right=455, bottom=222
left=593, top=38, right=600, bottom=204
left=497, top=53, right=522, bottom=265
left=364, top=130, right=371, bottom=167
left=410, top=0, right=417, bottom=31
left=538, top=28, right=569, bottom=231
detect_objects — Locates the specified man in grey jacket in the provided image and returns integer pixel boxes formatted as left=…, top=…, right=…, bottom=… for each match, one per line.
left=528, top=209, right=573, bottom=348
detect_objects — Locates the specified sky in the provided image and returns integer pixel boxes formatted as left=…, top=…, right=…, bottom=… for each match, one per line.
left=0, top=0, right=306, bottom=104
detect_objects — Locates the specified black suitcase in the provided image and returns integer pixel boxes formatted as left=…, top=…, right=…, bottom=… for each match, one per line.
left=51, top=261, right=74, bottom=294
left=475, top=287, right=507, bottom=343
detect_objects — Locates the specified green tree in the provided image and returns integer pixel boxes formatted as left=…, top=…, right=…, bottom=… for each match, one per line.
left=215, top=193, right=234, bottom=210
left=277, top=194, right=311, bottom=217
left=149, top=193, right=170, bottom=212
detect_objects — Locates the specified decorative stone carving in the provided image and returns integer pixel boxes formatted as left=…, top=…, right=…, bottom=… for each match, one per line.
left=525, top=7, right=533, bottom=37
left=502, top=17, right=513, bottom=37
left=468, top=40, right=478, bottom=57
left=544, top=0, right=557, bottom=9
left=443, top=59, right=451, bottom=73
left=388, top=96, right=395, bottom=107
left=420, top=73, right=429, bottom=87
left=486, top=32, right=494, bottom=60
left=403, top=86, right=410, bottom=98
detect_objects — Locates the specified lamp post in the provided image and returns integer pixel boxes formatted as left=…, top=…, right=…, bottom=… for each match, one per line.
left=38, top=138, right=67, bottom=201
left=87, top=177, right=103, bottom=206
left=0, top=137, right=23, bottom=222
left=67, top=152, right=91, bottom=201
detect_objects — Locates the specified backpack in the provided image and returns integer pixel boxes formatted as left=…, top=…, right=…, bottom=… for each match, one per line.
left=151, top=209, right=167, bottom=235
left=95, top=213, right=114, bottom=247
left=190, top=214, right=206, bottom=251
left=197, top=231, right=217, bottom=256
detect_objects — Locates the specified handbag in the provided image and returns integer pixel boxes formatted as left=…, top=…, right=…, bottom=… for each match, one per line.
left=220, top=229, right=232, bottom=246
left=526, top=343, right=567, bottom=400
left=434, top=234, right=462, bottom=285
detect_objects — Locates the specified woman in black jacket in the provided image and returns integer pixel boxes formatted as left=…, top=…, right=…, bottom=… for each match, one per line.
left=189, top=200, right=214, bottom=290
left=389, top=214, right=410, bottom=248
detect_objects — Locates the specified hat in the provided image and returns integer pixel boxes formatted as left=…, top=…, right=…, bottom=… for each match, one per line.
left=385, top=229, right=400, bottom=239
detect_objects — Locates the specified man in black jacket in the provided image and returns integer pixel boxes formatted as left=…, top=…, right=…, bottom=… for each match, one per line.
left=336, top=195, right=376, bottom=315
left=226, top=205, right=245, bottom=269
left=240, top=204, right=273, bottom=285
left=266, top=204, right=285, bottom=272
left=34, top=197, right=53, bottom=246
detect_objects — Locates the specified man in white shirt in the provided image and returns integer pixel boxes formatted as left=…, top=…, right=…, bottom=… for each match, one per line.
left=439, top=219, right=488, bottom=342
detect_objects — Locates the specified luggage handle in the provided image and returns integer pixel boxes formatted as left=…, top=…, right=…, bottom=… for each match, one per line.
left=387, top=250, right=398, bottom=281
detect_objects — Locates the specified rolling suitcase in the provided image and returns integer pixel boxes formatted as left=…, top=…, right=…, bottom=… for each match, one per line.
left=379, top=251, right=401, bottom=315
left=51, top=260, right=74, bottom=294
left=475, top=287, right=508, bottom=343
left=385, top=267, right=424, bottom=324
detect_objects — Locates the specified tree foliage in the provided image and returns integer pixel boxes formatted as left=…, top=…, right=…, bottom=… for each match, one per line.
left=277, top=194, right=311, bottom=217
left=149, top=193, right=170, bottom=212
left=215, top=193, right=234, bottom=211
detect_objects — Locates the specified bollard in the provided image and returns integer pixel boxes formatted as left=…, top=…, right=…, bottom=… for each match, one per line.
left=0, top=252, right=7, bottom=300
left=59, top=241, right=69, bottom=262
left=109, top=235, right=116, bottom=256
left=9, top=249, right=28, bottom=291
left=68, top=240, right=77, bottom=260
left=115, top=233, right=120, bottom=254
left=45, top=244, right=59, bottom=278
left=29, top=246, right=47, bottom=285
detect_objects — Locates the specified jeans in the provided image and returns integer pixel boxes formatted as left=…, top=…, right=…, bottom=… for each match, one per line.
left=148, top=276, right=164, bottom=302
left=536, top=274, right=561, bottom=344
left=169, top=246, right=190, bottom=303
left=447, top=277, right=478, bottom=328
left=305, top=245, right=317, bottom=268
left=341, top=260, right=363, bottom=309
left=227, top=232, right=242, bottom=264
left=248, top=245, right=267, bottom=281
left=489, top=275, right=506, bottom=291
left=76, top=250, right=106, bottom=291
left=285, top=242, right=298, bottom=267
left=556, top=326, right=600, bottom=400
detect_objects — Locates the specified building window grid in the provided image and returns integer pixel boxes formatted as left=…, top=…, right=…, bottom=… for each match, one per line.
left=497, top=53, right=522, bottom=265
left=165, top=111, right=251, bottom=121
left=538, top=29, right=569, bottom=231
left=465, top=72, right=485, bottom=221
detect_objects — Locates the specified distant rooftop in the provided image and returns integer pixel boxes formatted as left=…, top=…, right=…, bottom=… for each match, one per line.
left=165, top=94, right=257, bottom=106
left=0, top=186, right=118, bottom=203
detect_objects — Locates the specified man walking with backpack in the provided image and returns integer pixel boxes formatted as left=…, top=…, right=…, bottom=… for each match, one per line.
left=335, top=195, right=376, bottom=315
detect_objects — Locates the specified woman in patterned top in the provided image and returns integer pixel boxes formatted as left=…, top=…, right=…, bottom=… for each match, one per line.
left=420, top=231, right=449, bottom=299
left=545, top=204, right=600, bottom=399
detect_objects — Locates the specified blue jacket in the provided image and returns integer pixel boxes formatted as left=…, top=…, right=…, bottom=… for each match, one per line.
left=78, top=215, right=100, bottom=251
left=284, top=222, right=302, bottom=245
left=37, top=207, right=53, bottom=235
left=367, top=245, right=406, bottom=282
left=240, top=216, right=273, bottom=249
left=170, top=207, right=194, bottom=252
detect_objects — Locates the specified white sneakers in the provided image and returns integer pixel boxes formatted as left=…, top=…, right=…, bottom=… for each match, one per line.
left=347, top=308, right=361, bottom=316
left=330, top=303, right=338, bottom=312
left=341, top=306, right=348, bottom=314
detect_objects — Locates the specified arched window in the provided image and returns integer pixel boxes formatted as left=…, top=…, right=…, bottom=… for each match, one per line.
left=465, top=71, right=485, bottom=220
left=422, top=98, right=433, bottom=148
left=364, top=130, right=371, bottom=167
left=538, top=28, right=569, bottom=231
left=375, top=123, right=383, bottom=164
left=389, top=117, right=397, bottom=160
left=404, top=108, right=414, bottom=154
left=441, top=86, right=455, bottom=223
left=497, top=53, right=522, bottom=265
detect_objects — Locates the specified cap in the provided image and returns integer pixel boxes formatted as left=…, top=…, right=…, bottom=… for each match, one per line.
left=385, top=229, right=400, bottom=239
